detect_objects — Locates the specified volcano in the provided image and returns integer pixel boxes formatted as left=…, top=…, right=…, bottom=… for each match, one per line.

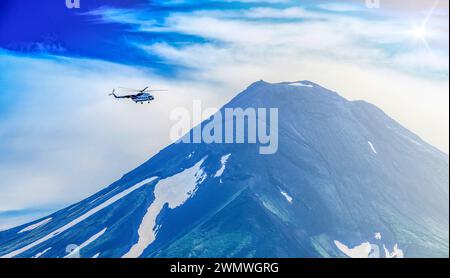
left=0, top=80, right=448, bottom=258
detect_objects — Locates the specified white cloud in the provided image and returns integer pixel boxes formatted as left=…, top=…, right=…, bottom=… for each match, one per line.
left=318, top=3, right=363, bottom=12
left=392, top=49, right=449, bottom=73
left=105, top=7, right=446, bottom=73
left=241, top=7, right=325, bottom=19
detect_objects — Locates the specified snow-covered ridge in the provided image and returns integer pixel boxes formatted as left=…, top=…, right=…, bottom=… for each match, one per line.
left=18, top=217, right=52, bottom=234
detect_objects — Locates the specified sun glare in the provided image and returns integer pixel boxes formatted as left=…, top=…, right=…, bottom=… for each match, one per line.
left=411, top=25, right=427, bottom=40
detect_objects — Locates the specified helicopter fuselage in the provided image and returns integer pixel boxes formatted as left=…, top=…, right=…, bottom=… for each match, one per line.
left=131, top=93, right=154, bottom=103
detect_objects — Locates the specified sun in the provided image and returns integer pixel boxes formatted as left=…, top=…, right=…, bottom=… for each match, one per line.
left=411, top=25, right=427, bottom=41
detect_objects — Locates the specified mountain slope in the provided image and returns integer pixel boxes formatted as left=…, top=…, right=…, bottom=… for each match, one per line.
left=0, top=80, right=448, bottom=258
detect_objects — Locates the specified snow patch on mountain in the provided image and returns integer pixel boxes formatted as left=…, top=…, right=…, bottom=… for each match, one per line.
left=334, top=240, right=373, bottom=258
left=123, top=157, right=208, bottom=258
left=374, top=232, right=382, bottom=240
left=335, top=238, right=404, bottom=258
left=280, top=190, right=293, bottom=204
left=383, top=244, right=404, bottom=258
left=18, top=218, right=52, bottom=234
left=289, top=82, right=314, bottom=87
left=32, top=247, right=51, bottom=258
left=214, top=154, right=231, bottom=178
left=368, top=141, right=377, bottom=154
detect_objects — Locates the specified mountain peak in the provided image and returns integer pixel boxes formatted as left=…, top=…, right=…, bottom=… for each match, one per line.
left=248, top=79, right=317, bottom=88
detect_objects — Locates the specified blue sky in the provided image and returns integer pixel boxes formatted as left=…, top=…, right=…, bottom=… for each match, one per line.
left=0, top=0, right=448, bottom=228
left=1, top=1, right=447, bottom=76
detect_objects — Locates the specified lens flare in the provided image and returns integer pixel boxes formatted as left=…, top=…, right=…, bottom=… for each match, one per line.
left=411, top=25, right=427, bottom=40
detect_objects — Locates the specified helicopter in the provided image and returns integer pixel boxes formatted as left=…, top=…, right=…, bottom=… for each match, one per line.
left=109, top=86, right=167, bottom=104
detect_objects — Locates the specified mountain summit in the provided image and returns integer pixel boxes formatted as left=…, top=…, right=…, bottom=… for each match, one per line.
left=1, top=81, right=448, bottom=258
